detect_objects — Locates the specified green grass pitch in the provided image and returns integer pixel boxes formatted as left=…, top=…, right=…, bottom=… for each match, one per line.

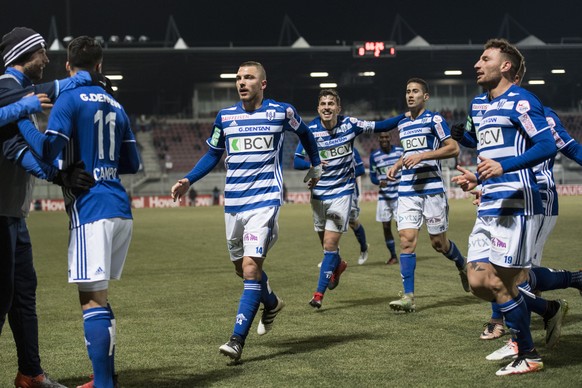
left=1, top=197, right=581, bottom=387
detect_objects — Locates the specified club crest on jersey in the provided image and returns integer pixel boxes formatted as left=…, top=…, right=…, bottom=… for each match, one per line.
left=496, top=99, right=507, bottom=110
left=266, top=109, right=276, bottom=121
left=516, top=100, right=531, bottom=114
left=228, top=134, right=274, bottom=153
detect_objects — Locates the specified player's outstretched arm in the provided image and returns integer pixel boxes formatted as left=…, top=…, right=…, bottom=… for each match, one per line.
left=171, top=178, right=191, bottom=202
left=0, top=94, right=51, bottom=126
left=172, top=147, right=224, bottom=202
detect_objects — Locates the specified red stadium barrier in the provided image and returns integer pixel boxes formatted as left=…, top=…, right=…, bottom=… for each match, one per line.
left=29, top=185, right=582, bottom=211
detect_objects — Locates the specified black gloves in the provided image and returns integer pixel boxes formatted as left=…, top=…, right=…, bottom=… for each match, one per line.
left=89, top=72, right=115, bottom=95
left=52, top=161, right=95, bottom=190
left=451, top=122, right=465, bottom=142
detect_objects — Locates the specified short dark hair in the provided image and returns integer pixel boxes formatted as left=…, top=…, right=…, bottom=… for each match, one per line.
left=67, top=36, right=103, bottom=69
left=484, top=38, right=524, bottom=81
left=318, top=88, right=341, bottom=106
left=406, top=77, right=429, bottom=93
left=239, top=61, right=266, bottom=80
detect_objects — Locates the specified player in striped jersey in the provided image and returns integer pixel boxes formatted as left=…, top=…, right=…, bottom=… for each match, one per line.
left=294, top=89, right=404, bottom=309
left=171, top=61, right=322, bottom=362
left=451, top=39, right=558, bottom=376
left=17, top=36, right=140, bottom=388
left=297, top=146, right=370, bottom=268
left=369, top=131, right=403, bottom=264
left=386, top=78, right=468, bottom=313
left=453, top=64, right=582, bottom=357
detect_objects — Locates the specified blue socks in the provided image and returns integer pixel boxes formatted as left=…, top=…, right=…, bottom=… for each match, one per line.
left=352, top=224, right=368, bottom=252
left=444, top=240, right=465, bottom=270
left=529, top=267, right=582, bottom=292
left=490, top=302, right=503, bottom=321
left=498, top=295, right=535, bottom=354
left=399, top=253, right=416, bottom=294
left=233, top=280, right=261, bottom=342
left=517, top=281, right=547, bottom=316
left=317, top=250, right=340, bottom=293
left=260, top=271, right=278, bottom=310
left=83, top=307, right=115, bottom=388
left=386, top=239, right=396, bottom=257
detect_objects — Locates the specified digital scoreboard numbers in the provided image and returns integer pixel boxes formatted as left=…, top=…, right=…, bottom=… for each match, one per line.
left=353, top=41, right=396, bottom=58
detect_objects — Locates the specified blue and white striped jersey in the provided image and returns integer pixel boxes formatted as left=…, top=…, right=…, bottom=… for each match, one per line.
left=208, top=99, right=307, bottom=213
left=475, top=84, right=553, bottom=217
left=46, top=85, right=138, bottom=228
left=465, top=95, right=566, bottom=217
left=370, top=145, right=403, bottom=202
left=397, top=110, right=450, bottom=196
left=535, top=107, right=576, bottom=216
left=295, top=115, right=378, bottom=201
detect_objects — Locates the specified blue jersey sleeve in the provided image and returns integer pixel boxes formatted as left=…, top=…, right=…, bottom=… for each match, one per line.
left=369, top=152, right=380, bottom=185
left=500, top=98, right=556, bottom=173
left=0, top=96, right=42, bottom=126
left=17, top=117, right=68, bottom=161
left=353, top=147, right=365, bottom=177
left=545, top=108, right=582, bottom=165
left=118, top=118, right=141, bottom=174
left=293, top=143, right=310, bottom=170
left=432, top=114, right=452, bottom=142
left=372, top=114, right=405, bottom=133
left=184, top=146, right=224, bottom=184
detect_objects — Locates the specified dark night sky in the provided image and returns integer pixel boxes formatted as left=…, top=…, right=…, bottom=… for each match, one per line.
left=1, top=0, right=581, bottom=47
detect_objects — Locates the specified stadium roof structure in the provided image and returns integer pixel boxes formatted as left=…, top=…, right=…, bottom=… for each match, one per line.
left=41, top=14, right=582, bottom=116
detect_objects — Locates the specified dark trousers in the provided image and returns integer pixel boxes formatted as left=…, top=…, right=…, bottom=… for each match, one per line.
left=0, top=216, right=42, bottom=376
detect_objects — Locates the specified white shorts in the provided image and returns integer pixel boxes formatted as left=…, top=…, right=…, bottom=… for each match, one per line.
left=225, top=206, right=279, bottom=261
left=467, top=215, right=543, bottom=268
left=397, top=193, right=448, bottom=234
left=311, top=194, right=351, bottom=233
left=349, top=195, right=360, bottom=223
left=532, top=215, right=557, bottom=266
left=376, top=199, right=398, bottom=223
left=68, top=218, right=133, bottom=289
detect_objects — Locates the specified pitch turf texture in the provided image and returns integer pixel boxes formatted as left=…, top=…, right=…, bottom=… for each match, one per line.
left=1, top=197, right=581, bottom=387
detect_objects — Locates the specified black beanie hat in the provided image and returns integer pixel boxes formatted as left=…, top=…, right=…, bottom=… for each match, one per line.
left=0, top=27, right=46, bottom=67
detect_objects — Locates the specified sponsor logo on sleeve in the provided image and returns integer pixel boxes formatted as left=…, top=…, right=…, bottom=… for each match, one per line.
left=434, top=122, right=446, bottom=138
left=518, top=113, right=538, bottom=137
left=516, top=100, right=531, bottom=114
left=210, top=126, right=221, bottom=146
left=551, top=127, right=566, bottom=148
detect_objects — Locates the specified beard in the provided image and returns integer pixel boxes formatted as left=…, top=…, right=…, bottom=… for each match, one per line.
left=23, top=64, right=44, bottom=83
